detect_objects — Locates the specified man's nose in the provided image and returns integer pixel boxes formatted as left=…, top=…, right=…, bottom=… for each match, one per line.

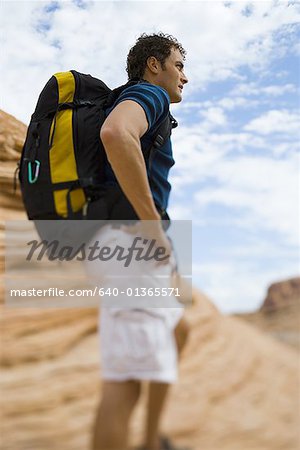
left=181, top=72, right=188, bottom=84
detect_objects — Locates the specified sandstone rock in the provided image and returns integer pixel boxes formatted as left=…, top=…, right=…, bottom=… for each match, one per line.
left=235, top=277, right=300, bottom=350
left=0, top=290, right=299, bottom=450
left=261, top=277, right=300, bottom=312
left=0, top=110, right=27, bottom=162
left=0, top=110, right=27, bottom=218
left=0, top=110, right=299, bottom=450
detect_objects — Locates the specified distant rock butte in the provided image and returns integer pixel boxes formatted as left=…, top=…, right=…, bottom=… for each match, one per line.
left=261, top=277, right=300, bottom=312
left=235, top=277, right=300, bottom=350
left=0, top=110, right=299, bottom=450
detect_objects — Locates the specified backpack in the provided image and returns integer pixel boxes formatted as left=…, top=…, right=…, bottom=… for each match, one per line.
left=18, top=70, right=176, bottom=220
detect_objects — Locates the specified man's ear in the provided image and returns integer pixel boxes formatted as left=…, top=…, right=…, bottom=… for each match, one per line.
left=146, top=56, right=160, bottom=74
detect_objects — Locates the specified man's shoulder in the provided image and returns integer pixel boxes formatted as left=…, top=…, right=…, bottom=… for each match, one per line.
left=107, top=81, right=170, bottom=130
left=121, top=82, right=170, bottom=103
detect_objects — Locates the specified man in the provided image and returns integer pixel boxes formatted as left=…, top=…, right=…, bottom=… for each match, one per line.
left=91, top=33, right=190, bottom=450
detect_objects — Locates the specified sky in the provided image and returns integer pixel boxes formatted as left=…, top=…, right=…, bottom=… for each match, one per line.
left=1, top=0, right=299, bottom=313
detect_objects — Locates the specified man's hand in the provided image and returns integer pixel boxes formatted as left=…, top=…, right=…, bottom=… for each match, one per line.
left=121, top=220, right=173, bottom=266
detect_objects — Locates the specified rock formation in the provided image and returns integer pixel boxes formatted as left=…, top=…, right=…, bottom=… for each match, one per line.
left=261, top=277, right=300, bottom=312
left=235, top=277, right=300, bottom=350
left=0, top=110, right=27, bottom=220
left=0, top=110, right=299, bottom=450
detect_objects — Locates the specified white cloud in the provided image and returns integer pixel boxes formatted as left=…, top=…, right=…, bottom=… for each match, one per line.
left=1, top=1, right=300, bottom=123
left=193, top=259, right=299, bottom=314
left=175, top=81, right=298, bottom=117
left=232, top=82, right=297, bottom=97
left=171, top=124, right=269, bottom=184
left=170, top=112, right=299, bottom=247
left=218, top=96, right=259, bottom=110
left=199, top=106, right=228, bottom=130
left=194, top=154, right=299, bottom=246
left=272, top=141, right=300, bottom=157
left=168, top=203, right=193, bottom=221
left=244, top=109, right=300, bottom=134
left=262, top=84, right=297, bottom=96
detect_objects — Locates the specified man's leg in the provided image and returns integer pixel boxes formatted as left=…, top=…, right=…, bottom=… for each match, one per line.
left=174, top=316, right=190, bottom=356
left=144, top=382, right=170, bottom=450
left=92, top=380, right=141, bottom=450
left=144, top=316, right=190, bottom=449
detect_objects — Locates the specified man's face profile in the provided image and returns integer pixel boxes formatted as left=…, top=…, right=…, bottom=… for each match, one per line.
left=156, top=47, right=188, bottom=103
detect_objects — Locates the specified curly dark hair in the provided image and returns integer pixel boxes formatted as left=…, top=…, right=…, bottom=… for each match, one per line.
left=126, top=32, right=186, bottom=80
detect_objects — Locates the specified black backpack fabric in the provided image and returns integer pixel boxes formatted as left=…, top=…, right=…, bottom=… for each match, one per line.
left=18, top=70, right=175, bottom=221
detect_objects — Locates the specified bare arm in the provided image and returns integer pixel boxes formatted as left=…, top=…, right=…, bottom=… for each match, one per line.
left=100, top=100, right=161, bottom=220
left=100, top=100, right=173, bottom=264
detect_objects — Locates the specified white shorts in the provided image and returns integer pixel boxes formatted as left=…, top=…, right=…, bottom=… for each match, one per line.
left=85, top=224, right=183, bottom=383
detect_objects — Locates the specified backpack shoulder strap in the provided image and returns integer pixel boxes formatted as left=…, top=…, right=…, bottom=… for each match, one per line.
left=144, top=112, right=178, bottom=163
left=153, top=113, right=178, bottom=148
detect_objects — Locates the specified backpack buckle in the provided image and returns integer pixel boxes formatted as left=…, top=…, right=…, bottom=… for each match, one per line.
left=73, top=100, right=95, bottom=107
left=153, top=134, right=164, bottom=148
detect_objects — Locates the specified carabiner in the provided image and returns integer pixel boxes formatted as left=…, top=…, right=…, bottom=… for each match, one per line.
left=28, top=160, right=40, bottom=184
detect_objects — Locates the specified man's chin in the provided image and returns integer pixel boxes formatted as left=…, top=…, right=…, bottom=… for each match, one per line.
left=171, top=94, right=182, bottom=104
